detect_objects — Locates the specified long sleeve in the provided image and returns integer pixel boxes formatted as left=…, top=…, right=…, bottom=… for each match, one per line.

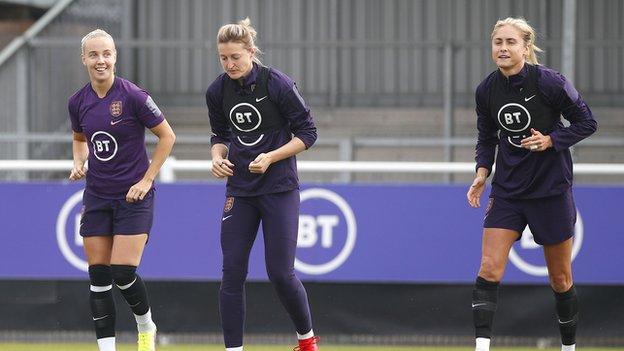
left=205, top=76, right=232, bottom=147
left=538, top=69, right=598, bottom=151
left=474, top=80, right=498, bottom=176
left=267, top=69, right=317, bottom=149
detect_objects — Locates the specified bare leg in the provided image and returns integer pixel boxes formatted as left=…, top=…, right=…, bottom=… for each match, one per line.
left=478, top=228, right=519, bottom=281
left=544, top=237, right=573, bottom=293
left=110, top=234, right=148, bottom=266
left=84, top=236, right=114, bottom=265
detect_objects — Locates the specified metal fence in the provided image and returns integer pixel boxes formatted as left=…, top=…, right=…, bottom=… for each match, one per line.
left=1, top=0, right=624, bottom=176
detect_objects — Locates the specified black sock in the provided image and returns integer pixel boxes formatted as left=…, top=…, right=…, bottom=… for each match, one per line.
left=88, top=265, right=116, bottom=339
left=472, top=276, right=499, bottom=339
left=111, top=265, right=150, bottom=316
left=554, top=285, right=578, bottom=346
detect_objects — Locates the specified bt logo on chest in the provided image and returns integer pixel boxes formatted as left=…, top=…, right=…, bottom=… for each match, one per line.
left=91, top=131, right=118, bottom=161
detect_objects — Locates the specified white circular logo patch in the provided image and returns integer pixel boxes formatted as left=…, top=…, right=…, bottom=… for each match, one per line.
left=295, top=188, right=357, bottom=275
left=497, top=103, right=531, bottom=132
left=229, top=102, right=262, bottom=132
left=497, top=103, right=532, bottom=147
left=91, top=131, right=118, bottom=161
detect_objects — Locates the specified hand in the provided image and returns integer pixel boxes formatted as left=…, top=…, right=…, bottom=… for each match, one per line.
left=212, top=158, right=234, bottom=178
left=467, top=175, right=487, bottom=208
left=249, top=153, right=272, bottom=174
left=69, top=164, right=87, bottom=180
left=520, top=128, right=552, bottom=152
left=126, top=178, right=152, bottom=203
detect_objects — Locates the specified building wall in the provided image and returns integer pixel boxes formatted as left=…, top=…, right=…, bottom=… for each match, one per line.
left=1, top=0, right=623, bottom=166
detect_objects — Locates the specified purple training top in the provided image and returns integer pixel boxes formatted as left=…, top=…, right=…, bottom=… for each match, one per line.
left=206, top=63, right=317, bottom=196
left=474, top=64, right=597, bottom=199
left=68, top=76, right=164, bottom=199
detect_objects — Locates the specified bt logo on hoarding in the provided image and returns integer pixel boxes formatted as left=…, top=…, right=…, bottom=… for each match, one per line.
left=295, top=188, right=357, bottom=275
left=56, top=189, right=88, bottom=272
left=509, top=211, right=583, bottom=276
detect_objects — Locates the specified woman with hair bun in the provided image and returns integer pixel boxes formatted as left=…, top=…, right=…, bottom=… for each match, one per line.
left=205, top=18, right=319, bottom=351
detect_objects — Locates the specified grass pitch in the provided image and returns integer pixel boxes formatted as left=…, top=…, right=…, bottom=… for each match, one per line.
left=0, top=344, right=620, bottom=351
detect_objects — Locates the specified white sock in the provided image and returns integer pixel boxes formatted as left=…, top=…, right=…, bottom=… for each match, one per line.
left=134, top=308, right=156, bottom=333
left=475, top=337, right=490, bottom=351
left=225, top=347, right=243, bottom=351
left=97, top=336, right=116, bottom=351
left=562, top=344, right=576, bottom=351
left=297, top=329, right=314, bottom=340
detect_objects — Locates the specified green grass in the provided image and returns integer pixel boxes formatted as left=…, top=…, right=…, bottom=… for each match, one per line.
left=0, top=344, right=620, bottom=351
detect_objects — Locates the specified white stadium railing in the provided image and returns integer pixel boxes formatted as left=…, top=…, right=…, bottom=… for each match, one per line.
left=2, top=159, right=624, bottom=183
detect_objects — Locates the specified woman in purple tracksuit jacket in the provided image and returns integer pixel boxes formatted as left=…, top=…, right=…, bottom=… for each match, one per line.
left=205, top=18, right=320, bottom=351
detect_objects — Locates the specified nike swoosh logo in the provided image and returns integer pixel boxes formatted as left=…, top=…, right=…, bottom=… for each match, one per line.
left=222, top=215, right=233, bottom=221
left=472, top=303, right=487, bottom=308
left=93, top=315, right=109, bottom=321
left=558, top=318, right=575, bottom=324
left=110, top=119, right=123, bottom=125
left=524, top=95, right=536, bottom=102
left=255, top=96, right=268, bottom=102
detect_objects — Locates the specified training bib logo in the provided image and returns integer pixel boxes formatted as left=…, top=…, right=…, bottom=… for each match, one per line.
left=56, top=189, right=88, bottom=272
left=229, top=102, right=262, bottom=132
left=509, top=211, right=584, bottom=276
left=497, top=102, right=531, bottom=147
left=295, top=188, right=357, bottom=275
left=229, top=102, right=264, bottom=146
left=91, top=131, right=118, bottom=161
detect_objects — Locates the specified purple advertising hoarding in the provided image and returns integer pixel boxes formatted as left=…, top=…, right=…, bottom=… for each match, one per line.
left=0, top=183, right=621, bottom=284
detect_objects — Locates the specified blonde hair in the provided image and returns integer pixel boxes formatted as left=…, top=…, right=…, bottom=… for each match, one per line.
left=491, top=17, right=542, bottom=65
left=81, top=29, right=115, bottom=54
left=217, top=17, right=262, bottom=64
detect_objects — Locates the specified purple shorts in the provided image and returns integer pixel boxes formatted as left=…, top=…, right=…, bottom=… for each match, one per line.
left=483, top=189, right=576, bottom=245
left=80, top=189, right=155, bottom=236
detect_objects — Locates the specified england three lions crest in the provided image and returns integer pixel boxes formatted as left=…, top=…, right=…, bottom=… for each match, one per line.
left=110, top=101, right=123, bottom=118
left=224, top=197, right=234, bottom=213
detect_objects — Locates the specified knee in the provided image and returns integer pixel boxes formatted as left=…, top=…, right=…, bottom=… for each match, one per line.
left=221, top=269, right=247, bottom=292
left=110, top=264, right=137, bottom=286
left=88, top=265, right=112, bottom=286
left=549, top=272, right=573, bottom=293
left=267, top=267, right=295, bottom=287
left=478, top=256, right=504, bottom=282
